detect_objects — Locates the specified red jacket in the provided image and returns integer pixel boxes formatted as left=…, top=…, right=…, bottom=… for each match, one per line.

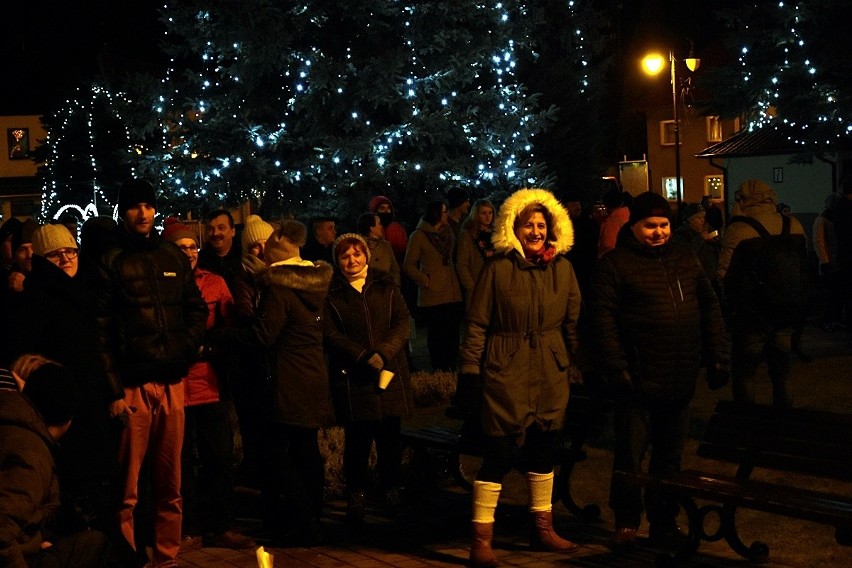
left=183, top=268, right=234, bottom=406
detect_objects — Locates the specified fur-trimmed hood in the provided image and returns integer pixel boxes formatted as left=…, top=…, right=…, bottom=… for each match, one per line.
left=491, top=188, right=574, bottom=256
left=258, top=260, right=333, bottom=310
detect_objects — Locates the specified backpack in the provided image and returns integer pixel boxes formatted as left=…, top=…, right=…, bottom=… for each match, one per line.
left=723, top=215, right=809, bottom=323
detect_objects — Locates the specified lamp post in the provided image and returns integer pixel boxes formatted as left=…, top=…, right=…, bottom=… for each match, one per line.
left=642, top=50, right=700, bottom=217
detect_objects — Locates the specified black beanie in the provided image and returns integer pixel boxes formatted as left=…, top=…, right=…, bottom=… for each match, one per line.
left=12, top=218, right=38, bottom=252
left=0, top=217, right=22, bottom=244
left=629, top=192, right=672, bottom=226
left=446, top=186, right=470, bottom=209
left=22, top=364, right=79, bottom=426
left=118, top=179, right=157, bottom=215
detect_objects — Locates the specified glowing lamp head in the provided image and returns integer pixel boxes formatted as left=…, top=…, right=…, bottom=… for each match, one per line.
left=642, top=53, right=666, bottom=76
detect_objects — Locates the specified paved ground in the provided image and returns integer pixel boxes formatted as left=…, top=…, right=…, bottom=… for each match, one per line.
left=176, top=302, right=852, bottom=567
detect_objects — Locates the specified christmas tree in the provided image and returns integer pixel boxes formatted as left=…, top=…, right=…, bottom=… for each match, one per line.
left=126, top=0, right=602, bottom=223
left=699, top=0, right=852, bottom=154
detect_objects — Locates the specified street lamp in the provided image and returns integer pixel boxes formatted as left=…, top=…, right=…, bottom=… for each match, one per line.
left=642, top=50, right=700, bottom=216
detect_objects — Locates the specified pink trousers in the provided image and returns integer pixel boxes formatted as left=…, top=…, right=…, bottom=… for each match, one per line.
left=117, top=382, right=184, bottom=567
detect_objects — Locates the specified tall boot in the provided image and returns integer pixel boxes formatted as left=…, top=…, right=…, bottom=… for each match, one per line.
left=470, top=480, right=501, bottom=567
left=526, top=471, right=578, bottom=553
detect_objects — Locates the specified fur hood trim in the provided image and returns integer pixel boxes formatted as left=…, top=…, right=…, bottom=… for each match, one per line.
left=258, top=260, right=333, bottom=295
left=492, top=188, right=574, bottom=256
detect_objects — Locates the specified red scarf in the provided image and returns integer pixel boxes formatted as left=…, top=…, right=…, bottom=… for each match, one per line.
left=524, top=243, right=556, bottom=265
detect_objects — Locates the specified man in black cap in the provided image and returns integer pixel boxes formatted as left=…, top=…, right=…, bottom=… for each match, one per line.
left=0, top=217, right=22, bottom=282
left=93, top=178, right=208, bottom=568
left=589, top=191, right=729, bottom=550
left=4, top=217, right=38, bottom=293
left=446, top=186, right=471, bottom=239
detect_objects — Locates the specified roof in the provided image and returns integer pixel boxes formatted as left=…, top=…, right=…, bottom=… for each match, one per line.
left=696, top=123, right=807, bottom=159
left=696, top=122, right=852, bottom=159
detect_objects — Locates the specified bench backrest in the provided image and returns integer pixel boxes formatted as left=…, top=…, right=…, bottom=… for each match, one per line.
left=697, top=400, right=852, bottom=481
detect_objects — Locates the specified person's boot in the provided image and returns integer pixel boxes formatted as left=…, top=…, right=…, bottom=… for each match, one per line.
left=470, top=480, right=501, bottom=567
left=529, top=510, right=578, bottom=552
left=526, top=471, right=578, bottom=553
left=470, top=522, right=498, bottom=567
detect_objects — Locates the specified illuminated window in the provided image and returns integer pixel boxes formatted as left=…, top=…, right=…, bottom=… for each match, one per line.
left=704, top=175, right=724, bottom=200
left=662, top=177, right=682, bottom=200
left=706, top=116, right=723, bottom=142
left=659, top=121, right=678, bottom=146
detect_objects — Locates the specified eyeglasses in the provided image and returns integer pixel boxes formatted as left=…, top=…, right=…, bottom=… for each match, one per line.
left=44, top=248, right=78, bottom=261
left=178, top=244, right=199, bottom=252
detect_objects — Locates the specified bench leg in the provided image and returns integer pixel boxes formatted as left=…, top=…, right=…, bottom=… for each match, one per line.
left=653, top=497, right=704, bottom=567
left=553, top=444, right=601, bottom=522
left=720, top=503, right=770, bottom=561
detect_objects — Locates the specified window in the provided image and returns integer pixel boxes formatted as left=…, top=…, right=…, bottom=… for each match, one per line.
left=659, top=120, right=678, bottom=146
left=706, top=116, right=723, bottom=142
left=704, top=175, right=724, bottom=200
left=10, top=199, right=38, bottom=218
left=662, top=177, right=682, bottom=200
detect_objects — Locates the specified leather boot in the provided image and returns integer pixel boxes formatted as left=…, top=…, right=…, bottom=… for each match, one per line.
left=470, top=522, right=498, bottom=567
left=530, top=510, right=578, bottom=553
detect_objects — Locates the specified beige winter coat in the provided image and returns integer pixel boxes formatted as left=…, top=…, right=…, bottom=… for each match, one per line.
left=402, top=219, right=463, bottom=307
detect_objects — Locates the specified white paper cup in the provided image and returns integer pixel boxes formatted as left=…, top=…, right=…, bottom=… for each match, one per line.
left=378, top=370, right=395, bottom=390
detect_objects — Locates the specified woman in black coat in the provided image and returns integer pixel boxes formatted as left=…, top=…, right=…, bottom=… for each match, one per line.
left=323, top=233, right=412, bottom=522
left=5, top=223, right=115, bottom=534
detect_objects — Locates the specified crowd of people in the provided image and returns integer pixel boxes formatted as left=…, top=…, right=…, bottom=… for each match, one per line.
left=1, top=175, right=848, bottom=568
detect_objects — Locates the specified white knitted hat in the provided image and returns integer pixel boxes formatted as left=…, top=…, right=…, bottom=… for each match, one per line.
left=241, top=215, right=274, bottom=249
left=32, top=224, right=77, bottom=256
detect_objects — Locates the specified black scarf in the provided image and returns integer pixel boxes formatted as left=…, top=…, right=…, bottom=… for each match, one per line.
left=425, top=226, right=453, bottom=265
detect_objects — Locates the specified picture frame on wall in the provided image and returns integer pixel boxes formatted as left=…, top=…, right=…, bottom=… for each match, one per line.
left=7, top=128, right=30, bottom=160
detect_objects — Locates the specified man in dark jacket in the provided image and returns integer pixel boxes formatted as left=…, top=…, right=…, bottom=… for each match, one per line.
left=1, top=364, right=112, bottom=567
left=198, top=209, right=243, bottom=292
left=94, top=179, right=208, bottom=568
left=590, top=191, right=729, bottom=550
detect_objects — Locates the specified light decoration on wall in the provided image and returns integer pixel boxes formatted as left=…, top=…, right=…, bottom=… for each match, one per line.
left=39, top=84, right=136, bottom=222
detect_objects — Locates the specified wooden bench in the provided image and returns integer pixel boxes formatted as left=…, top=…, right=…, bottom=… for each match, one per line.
left=401, top=391, right=612, bottom=522
left=614, top=400, right=852, bottom=566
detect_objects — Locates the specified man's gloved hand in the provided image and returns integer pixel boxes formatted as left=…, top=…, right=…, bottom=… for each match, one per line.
left=706, top=364, right=730, bottom=391
left=363, top=351, right=385, bottom=372
left=356, top=351, right=385, bottom=376
left=447, top=373, right=482, bottom=419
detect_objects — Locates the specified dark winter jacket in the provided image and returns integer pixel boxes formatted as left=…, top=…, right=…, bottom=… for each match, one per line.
left=0, top=391, right=60, bottom=567
left=323, top=268, right=412, bottom=423
left=6, top=255, right=114, bottom=495
left=590, top=225, right=729, bottom=402
left=458, top=189, right=581, bottom=441
left=198, top=242, right=243, bottom=293
left=94, top=226, right=209, bottom=400
left=213, top=259, right=335, bottom=428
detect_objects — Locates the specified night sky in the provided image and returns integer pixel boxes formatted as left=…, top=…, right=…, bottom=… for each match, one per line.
left=3, top=2, right=166, bottom=115
left=2, top=1, right=736, bottom=116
